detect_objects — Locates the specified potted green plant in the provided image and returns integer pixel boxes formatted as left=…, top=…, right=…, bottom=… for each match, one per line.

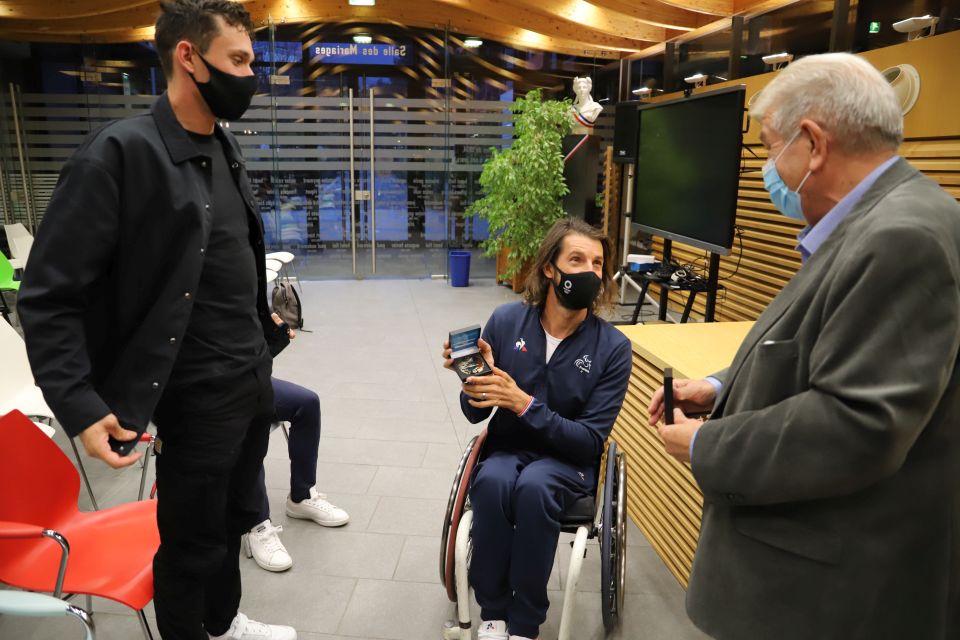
left=467, top=89, right=572, bottom=290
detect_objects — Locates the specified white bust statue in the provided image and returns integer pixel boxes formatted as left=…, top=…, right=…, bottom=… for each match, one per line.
left=569, top=76, right=603, bottom=135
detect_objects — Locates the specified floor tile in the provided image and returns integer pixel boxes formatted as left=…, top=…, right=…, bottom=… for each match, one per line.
left=367, top=496, right=447, bottom=537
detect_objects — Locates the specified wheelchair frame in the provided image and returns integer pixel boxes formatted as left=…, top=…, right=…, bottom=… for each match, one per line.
left=439, top=430, right=627, bottom=640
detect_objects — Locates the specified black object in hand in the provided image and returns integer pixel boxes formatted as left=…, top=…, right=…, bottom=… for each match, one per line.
left=108, top=422, right=140, bottom=457
left=663, top=368, right=674, bottom=425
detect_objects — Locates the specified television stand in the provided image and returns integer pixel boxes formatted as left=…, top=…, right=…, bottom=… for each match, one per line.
left=629, top=240, right=724, bottom=324
left=629, top=271, right=723, bottom=324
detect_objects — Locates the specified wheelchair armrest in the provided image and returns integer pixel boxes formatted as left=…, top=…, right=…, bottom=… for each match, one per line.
left=0, top=520, right=71, bottom=598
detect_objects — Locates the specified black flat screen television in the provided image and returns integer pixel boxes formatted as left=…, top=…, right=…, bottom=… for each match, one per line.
left=632, top=85, right=746, bottom=255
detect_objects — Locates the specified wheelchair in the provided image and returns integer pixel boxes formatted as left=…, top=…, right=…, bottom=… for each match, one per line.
left=439, top=429, right=627, bottom=640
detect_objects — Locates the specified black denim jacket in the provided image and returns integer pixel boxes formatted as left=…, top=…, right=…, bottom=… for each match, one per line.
left=18, top=93, right=288, bottom=437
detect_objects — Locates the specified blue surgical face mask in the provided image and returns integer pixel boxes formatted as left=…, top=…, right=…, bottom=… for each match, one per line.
left=762, top=130, right=812, bottom=220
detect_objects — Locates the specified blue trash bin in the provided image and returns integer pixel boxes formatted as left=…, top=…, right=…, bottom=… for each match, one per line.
left=449, top=251, right=471, bottom=287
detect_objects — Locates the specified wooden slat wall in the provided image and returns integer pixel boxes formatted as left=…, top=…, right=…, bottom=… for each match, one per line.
left=609, top=321, right=753, bottom=586
left=642, top=30, right=960, bottom=323
left=602, top=145, right=622, bottom=251
left=613, top=352, right=703, bottom=585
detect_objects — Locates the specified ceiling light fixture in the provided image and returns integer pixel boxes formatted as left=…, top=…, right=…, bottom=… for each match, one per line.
left=353, top=34, right=373, bottom=44
left=463, top=37, right=483, bottom=48
left=348, top=0, right=376, bottom=5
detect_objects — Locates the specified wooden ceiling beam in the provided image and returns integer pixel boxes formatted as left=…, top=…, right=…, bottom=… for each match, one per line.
left=624, top=16, right=731, bottom=58
left=0, top=0, right=648, bottom=58
left=732, top=0, right=807, bottom=17
left=623, top=0, right=805, bottom=60
left=455, top=0, right=667, bottom=42
left=585, top=0, right=714, bottom=30
left=0, top=0, right=154, bottom=20
left=651, top=0, right=734, bottom=17
left=269, top=0, right=657, bottom=49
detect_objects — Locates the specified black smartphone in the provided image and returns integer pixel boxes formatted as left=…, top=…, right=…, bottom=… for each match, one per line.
left=663, top=367, right=674, bottom=425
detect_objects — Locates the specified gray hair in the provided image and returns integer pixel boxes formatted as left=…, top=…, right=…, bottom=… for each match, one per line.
left=750, top=53, right=903, bottom=155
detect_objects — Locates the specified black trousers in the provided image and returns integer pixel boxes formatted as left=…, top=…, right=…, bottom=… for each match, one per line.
left=151, top=361, right=274, bottom=639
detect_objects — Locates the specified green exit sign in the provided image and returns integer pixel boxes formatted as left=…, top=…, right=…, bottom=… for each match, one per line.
left=868, top=21, right=881, bottom=33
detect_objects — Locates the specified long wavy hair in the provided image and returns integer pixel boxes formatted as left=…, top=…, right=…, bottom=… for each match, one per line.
left=523, top=217, right=617, bottom=314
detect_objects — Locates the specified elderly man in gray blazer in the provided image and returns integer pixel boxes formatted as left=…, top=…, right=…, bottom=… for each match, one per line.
left=648, top=52, right=960, bottom=640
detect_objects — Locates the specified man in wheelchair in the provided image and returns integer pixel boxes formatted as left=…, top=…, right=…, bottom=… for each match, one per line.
left=442, top=218, right=632, bottom=640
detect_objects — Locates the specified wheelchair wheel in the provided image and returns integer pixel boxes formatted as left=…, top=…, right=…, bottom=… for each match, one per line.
left=439, top=431, right=486, bottom=602
left=600, top=441, right=627, bottom=630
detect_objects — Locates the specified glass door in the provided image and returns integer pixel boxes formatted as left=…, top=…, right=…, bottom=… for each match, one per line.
left=246, top=20, right=512, bottom=280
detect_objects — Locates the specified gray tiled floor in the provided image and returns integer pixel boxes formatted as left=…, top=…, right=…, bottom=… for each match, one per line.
left=0, top=279, right=708, bottom=640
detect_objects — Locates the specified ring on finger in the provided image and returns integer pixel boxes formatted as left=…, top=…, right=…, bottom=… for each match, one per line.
left=482, top=392, right=487, bottom=400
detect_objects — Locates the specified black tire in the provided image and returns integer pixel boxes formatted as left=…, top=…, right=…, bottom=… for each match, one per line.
left=601, top=442, right=621, bottom=630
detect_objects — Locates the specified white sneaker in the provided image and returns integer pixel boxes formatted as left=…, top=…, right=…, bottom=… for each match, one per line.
left=508, top=636, right=538, bottom=640
left=478, top=620, right=508, bottom=640
left=243, top=520, right=293, bottom=572
left=286, top=487, right=349, bottom=527
left=208, top=612, right=297, bottom=640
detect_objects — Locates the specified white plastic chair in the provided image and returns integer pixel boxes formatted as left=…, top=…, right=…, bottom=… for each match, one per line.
left=0, top=591, right=94, bottom=640
left=266, top=269, right=278, bottom=284
left=9, top=235, right=33, bottom=269
left=265, top=258, right=283, bottom=273
left=265, top=251, right=294, bottom=265
left=3, top=223, right=30, bottom=270
left=265, top=251, right=299, bottom=290
left=3, top=223, right=29, bottom=239
left=4, top=250, right=22, bottom=271
left=0, top=319, right=53, bottom=420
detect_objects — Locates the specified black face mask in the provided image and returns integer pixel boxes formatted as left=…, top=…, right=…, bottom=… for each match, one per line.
left=552, top=265, right=602, bottom=310
left=189, top=51, right=258, bottom=121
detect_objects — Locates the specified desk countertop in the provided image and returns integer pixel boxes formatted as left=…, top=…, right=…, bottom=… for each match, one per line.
left=617, top=321, right=754, bottom=379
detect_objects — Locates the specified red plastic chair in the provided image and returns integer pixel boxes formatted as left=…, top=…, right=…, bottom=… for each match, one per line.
left=0, top=410, right=159, bottom=639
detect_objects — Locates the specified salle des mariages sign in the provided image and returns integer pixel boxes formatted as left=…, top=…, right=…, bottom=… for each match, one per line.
left=312, top=43, right=414, bottom=65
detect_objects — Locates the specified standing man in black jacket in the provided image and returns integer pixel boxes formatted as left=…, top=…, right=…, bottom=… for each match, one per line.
left=17, top=2, right=297, bottom=638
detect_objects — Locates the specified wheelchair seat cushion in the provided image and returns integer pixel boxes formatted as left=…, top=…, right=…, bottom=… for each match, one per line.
left=559, top=494, right=595, bottom=528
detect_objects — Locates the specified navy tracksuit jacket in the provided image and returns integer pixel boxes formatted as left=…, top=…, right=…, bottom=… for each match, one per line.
left=461, top=301, right=632, bottom=637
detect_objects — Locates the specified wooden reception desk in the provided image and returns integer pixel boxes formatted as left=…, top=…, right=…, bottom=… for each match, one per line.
left=611, top=321, right=753, bottom=587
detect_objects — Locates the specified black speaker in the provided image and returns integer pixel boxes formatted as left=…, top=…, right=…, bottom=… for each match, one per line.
left=613, top=100, right=641, bottom=164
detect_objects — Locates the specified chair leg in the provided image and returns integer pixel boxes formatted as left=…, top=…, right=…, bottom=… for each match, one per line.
left=281, top=423, right=290, bottom=442
left=0, top=290, right=10, bottom=323
left=85, top=594, right=93, bottom=616
left=64, top=602, right=95, bottom=640
left=68, top=437, right=99, bottom=511
left=137, top=609, right=155, bottom=640
left=138, top=440, right=154, bottom=501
